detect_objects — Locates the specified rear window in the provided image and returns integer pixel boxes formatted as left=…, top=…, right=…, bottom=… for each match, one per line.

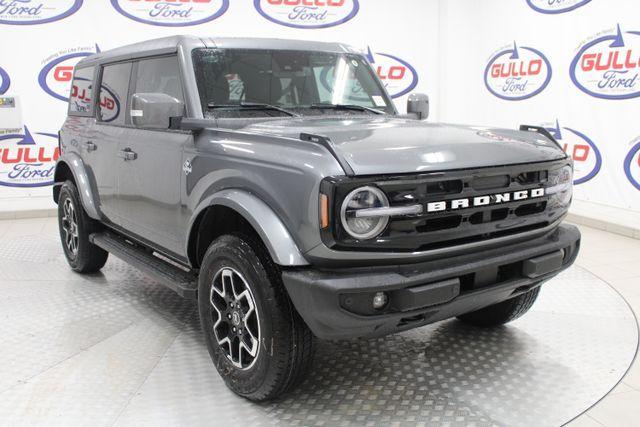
left=69, top=66, right=94, bottom=116
left=98, top=62, right=132, bottom=125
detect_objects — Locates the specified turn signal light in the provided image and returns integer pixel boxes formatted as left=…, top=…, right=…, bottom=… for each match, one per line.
left=319, top=193, right=329, bottom=229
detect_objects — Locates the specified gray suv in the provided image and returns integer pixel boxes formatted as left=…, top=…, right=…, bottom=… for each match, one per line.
left=54, top=36, right=580, bottom=401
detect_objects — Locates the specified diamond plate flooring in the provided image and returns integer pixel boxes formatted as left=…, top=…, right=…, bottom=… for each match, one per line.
left=0, top=230, right=637, bottom=427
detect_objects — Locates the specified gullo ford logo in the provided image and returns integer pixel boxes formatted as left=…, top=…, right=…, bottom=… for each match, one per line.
left=570, top=25, right=640, bottom=99
left=624, top=137, right=640, bottom=191
left=0, top=65, right=10, bottom=94
left=0, top=126, right=59, bottom=187
left=39, top=45, right=100, bottom=102
left=0, top=0, right=82, bottom=25
left=111, top=0, right=229, bottom=27
left=484, top=42, right=552, bottom=100
left=365, top=47, right=418, bottom=98
left=526, top=0, right=592, bottom=14
left=544, top=120, right=602, bottom=185
left=254, top=0, right=359, bottom=29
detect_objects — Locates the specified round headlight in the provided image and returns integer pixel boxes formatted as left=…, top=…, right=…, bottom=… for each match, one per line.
left=340, top=186, right=389, bottom=240
left=548, top=165, right=573, bottom=206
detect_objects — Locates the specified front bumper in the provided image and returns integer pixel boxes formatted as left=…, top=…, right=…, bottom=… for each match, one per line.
left=282, top=224, right=580, bottom=340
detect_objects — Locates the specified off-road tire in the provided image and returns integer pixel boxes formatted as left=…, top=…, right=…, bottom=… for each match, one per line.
left=198, top=233, right=315, bottom=401
left=57, top=180, right=108, bottom=273
left=457, top=286, right=541, bottom=327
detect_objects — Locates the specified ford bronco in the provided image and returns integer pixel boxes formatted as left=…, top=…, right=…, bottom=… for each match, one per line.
left=54, top=36, right=580, bottom=401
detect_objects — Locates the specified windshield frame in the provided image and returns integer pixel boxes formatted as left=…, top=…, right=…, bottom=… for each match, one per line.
left=191, top=47, right=398, bottom=118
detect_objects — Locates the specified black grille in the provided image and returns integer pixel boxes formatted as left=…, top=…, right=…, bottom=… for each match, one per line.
left=321, top=159, right=571, bottom=252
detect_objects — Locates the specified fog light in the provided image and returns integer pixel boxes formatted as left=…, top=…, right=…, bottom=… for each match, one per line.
left=372, top=292, right=388, bottom=310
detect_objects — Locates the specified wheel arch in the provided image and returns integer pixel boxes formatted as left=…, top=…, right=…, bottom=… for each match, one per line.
left=53, top=154, right=101, bottom=220
left=187, top=189, right=309, bottom=268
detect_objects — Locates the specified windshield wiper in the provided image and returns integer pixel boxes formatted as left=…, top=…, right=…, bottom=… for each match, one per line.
left=207, top=102, right=299, bottom=117
left=309, top=103, right=385, bottom=115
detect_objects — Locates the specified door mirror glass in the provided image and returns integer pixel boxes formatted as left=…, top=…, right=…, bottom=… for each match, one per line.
left=131, top=93, right=184, bottom=129
left=406, top=93, right=429, bottom=120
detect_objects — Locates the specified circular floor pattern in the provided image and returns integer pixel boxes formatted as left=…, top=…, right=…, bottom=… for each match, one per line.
left=0, top=233, right=637, bottom=426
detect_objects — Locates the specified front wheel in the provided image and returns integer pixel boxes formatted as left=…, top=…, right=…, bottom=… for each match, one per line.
left=457, top=286, right=541, bottom=327
left=198, top=234, right=315, bottom=401
left=57, top=180, right=108, bottom=273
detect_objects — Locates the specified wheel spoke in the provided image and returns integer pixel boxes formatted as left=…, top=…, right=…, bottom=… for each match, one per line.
left=209, top=267, right=261, bottom=370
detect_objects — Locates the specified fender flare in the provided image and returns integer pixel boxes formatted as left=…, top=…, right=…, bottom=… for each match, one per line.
left=54, top=153, right=101, bottom=220
left=188, top=189, right=309, bottom=266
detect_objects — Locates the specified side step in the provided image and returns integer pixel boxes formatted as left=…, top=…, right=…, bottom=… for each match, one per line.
left=89, top=232, right=198, bottom=300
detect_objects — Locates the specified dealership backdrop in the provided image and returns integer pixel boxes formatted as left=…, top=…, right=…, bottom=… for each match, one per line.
left=0, top=0, right=638, bottom=216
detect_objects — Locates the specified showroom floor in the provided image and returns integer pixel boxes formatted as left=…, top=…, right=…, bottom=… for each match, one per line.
left=0, top=217, right=637, bottom=426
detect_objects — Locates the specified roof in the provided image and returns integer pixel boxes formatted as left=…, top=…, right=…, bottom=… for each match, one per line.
left=77, top=35, right=361, bottom=67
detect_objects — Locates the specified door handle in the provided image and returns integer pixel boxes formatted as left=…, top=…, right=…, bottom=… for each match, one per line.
left=83, top=141, right=97, bottom=152
left=117, top=148, right=137, bottom=161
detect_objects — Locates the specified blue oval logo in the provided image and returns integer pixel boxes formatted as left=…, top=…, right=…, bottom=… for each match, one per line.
left=38, top=46, right=99, bottom=102
left=0, top=126, right=59, bottom=188
left=570, top=24, right=640, bottom=100
left=544, top=120, right=602, bottom=185
left=624, top=140, right=640, bottom=191
left=0, top=65, right=10, bottom=94
left=110, top=0, right=228, bottom=27
left=0, top=0, right=82, bottom=25
left=253, top=0, right=359, bottom=29
left=526, top=0, right=592, bottom=14
left=484, top=42, right=552, bottom=101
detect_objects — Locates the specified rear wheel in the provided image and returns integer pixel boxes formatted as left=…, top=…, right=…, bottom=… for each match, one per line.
left=198, top=234, right=315, bottom=401
left=457, top=286, right=541, bottom=327
left=57, top=180, right=108, bottom=273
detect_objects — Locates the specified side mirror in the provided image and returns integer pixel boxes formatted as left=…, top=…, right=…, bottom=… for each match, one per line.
left=131, top=93, right=184, bottom=129
left=406, top=93, right=429, bottom=120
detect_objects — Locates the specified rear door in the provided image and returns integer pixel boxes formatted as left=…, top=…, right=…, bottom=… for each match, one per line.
left=115, top=55, right=191, bottom=257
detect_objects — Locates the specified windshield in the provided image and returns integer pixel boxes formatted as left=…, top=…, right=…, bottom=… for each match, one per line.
left=192, top=48, right=396, bottom=118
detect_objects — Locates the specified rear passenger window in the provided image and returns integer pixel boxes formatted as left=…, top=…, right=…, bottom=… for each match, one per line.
left=69, top=67, right=94, bottom=115
left=134, top=56, right=184, bottom=102
left=99, top=62, right=132, bottom=125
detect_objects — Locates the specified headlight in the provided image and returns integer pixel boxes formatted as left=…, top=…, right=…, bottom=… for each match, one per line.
left=547, top=165, right=573, bottom=206
left=340, top=186, right=390, bottom=240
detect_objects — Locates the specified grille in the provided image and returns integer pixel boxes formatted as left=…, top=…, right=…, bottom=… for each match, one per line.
left=327, top=160, right=569, bottom=252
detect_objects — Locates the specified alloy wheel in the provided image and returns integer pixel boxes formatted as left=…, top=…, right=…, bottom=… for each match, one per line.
left=210, top=267, right=261, bottom=369
left=61, top=198, right=79, bottom=258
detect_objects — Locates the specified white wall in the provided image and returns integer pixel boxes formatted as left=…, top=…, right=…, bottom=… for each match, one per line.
left=438, top=0, right=640, bottom=212
left=1, top=0, right=638, bottom=216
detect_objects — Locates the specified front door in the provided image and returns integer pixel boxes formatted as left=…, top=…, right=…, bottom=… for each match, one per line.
left=114, top=55, right=190, bottom=257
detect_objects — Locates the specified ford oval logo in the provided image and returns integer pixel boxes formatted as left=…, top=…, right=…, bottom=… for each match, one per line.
left=0, top=126, right=59, bottom=188
left=110, top=0, right=229, bottom=27
left=526, top=0, right=592, bottom=14
left=624, top=140, right=640, bottom=191
left=570, top=24, right=640, bottom=100
left=0, top=65, right=10, bottom=95
left=253, top=0, right=359, bottom=29
left=484, top=42, right=552, bottom=101
left=38, top=46, right=99, bottom=102
left=0, top=0, right=83, bottom=25
left=545, top=120, right=602, bottom=185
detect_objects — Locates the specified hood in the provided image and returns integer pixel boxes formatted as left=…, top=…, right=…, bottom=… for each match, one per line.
left=241, top=117, right=567, bottom=176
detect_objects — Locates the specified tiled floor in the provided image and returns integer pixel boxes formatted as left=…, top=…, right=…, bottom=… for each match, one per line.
left=0, top=217, right=638, bottom=425
left=567, top=225, right=640, bottom=427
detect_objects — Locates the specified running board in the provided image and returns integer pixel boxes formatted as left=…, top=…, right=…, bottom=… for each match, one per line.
left=89, top=232, right=198, bottom=300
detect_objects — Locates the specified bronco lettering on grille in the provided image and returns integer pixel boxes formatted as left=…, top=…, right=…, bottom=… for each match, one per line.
left=426, top=188, right=545, bottom=213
